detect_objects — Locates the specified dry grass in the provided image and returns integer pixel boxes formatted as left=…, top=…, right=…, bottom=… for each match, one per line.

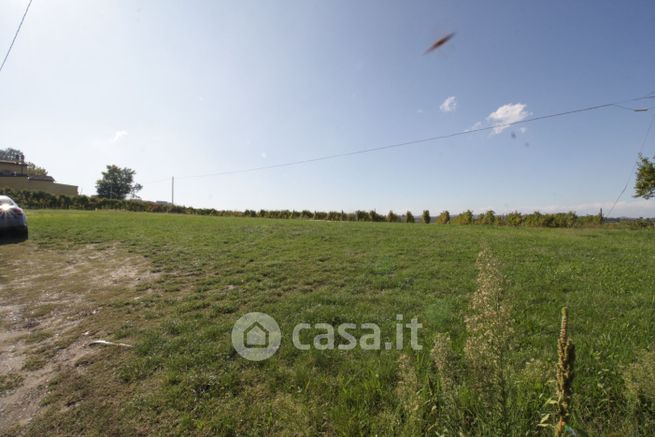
left=464, top=246, right=513, bottom=407
left=395, top=354, right=421, bottom=434
left=0, top=242, right=161, bottom=434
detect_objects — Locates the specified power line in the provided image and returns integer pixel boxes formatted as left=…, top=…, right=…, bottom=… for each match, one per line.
left=606, top=111, right=655, bottom=217
left=0, top=0, right=34, bottom=75
left=142, top=93, right=655, bottom=185
left=611, top=103, right=654, bottom=112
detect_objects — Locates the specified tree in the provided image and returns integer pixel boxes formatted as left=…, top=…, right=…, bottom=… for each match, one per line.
left=405, top=211, right=415, bottom=223
left=456, top=210, right=474, bottom=225
left=355, top=210, right=369, bottom=221
left=0, top=147, right=24, bottom=162
left=1, top=148, right=48, bottom=176
left=96, top=165, right=142, bottom=199
left=506, top=211, right=523, bottom=227
left=27, top=163, right=48, bottom=176
left=635, top=154, right=655, bottom=199
left=387, top=210, right=399, bottom=223
left=479, top=210, right=496, bottom=225
left=437, top=210, right=451, bottom=224
left=422, top=210, right=431, bottom=224
left=370, top=210, right=384, bottom=222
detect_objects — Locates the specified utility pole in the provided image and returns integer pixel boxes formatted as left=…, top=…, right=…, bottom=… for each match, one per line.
left=171, top=176, right=175, bottom=206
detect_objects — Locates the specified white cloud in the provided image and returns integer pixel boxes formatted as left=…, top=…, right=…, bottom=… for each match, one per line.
left=487, top=103, right=530, bottom=134
left=92, top=130, right=129, bottom=149
left=111, top=130, right=128, bottom=143
left=467, top=121, right=484, bottom=132
left=440, top=96, right=457, bottom=113
left=260, top=152, right=267, bottom=159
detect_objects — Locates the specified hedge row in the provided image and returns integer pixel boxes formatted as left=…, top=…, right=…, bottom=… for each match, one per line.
left=2, top=189, right=653, bottom=229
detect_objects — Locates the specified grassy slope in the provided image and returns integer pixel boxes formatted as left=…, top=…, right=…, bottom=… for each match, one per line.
left=15, top=211, right=655, bottom=435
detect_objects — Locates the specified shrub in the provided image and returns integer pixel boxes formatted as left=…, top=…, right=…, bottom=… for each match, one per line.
left=553, top=212, right=578, bottom=228
left=628, top=218, right=655, bottom=229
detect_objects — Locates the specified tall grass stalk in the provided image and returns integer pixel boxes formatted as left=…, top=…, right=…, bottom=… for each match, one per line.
left=464, top=246, right=513, bottom=432
left=555, top=307, right=575, bottom=436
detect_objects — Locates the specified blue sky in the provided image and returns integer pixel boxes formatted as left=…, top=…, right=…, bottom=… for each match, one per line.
left=1, top=0, right=654, bottom=216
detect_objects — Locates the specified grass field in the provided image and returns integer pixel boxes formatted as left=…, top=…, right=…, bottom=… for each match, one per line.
left=1, top=210, right=655, bottom=435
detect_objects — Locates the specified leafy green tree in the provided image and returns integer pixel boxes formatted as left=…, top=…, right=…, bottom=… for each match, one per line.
left=456, top=210, right=474, bottom=225
left=0, top=147, right=24, bottom=161
left=370, top=210, right=384, bottom=222
left=405, top=211, right=415, bottom=223
left=355, top=210, right=370, bottom=221
left=387, top=210, right=399, bottom=223
left=96, top=165, right=143, bottom=199
left=635, top=154, right=655, bottom=199
left=437, top=210, right=450, bottom=224
left=422, top=210, right=431, bottom=224
left=27, top=163, right=48, bottom=176
left=479, top=210, right=496, bottom=225
left=506, top=211, right=523, bottom=227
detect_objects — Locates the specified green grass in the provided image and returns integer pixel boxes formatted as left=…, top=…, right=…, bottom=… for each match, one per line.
left=9, top=210, right=655, bottom=435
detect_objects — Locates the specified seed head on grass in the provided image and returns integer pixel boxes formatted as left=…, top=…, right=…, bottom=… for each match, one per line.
left=464, top=246, right=513, bottom=386
left=396, top=354, right=421, bottom=433
left=555, top=307, right=575, bottom=437
left=430, top=332, right=457, bottom=398
left=431, top=333, right=455, bottom=393
left=430, top=332, right=461, bottom=429
left=462, top=246, right=514, bottom=434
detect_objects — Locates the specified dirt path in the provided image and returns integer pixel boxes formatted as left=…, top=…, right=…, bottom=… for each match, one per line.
left=0, top=242, right=160, bottom=434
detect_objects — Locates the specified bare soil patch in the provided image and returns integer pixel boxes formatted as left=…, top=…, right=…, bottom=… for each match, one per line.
left=0, top=242, right=160, bottom=433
